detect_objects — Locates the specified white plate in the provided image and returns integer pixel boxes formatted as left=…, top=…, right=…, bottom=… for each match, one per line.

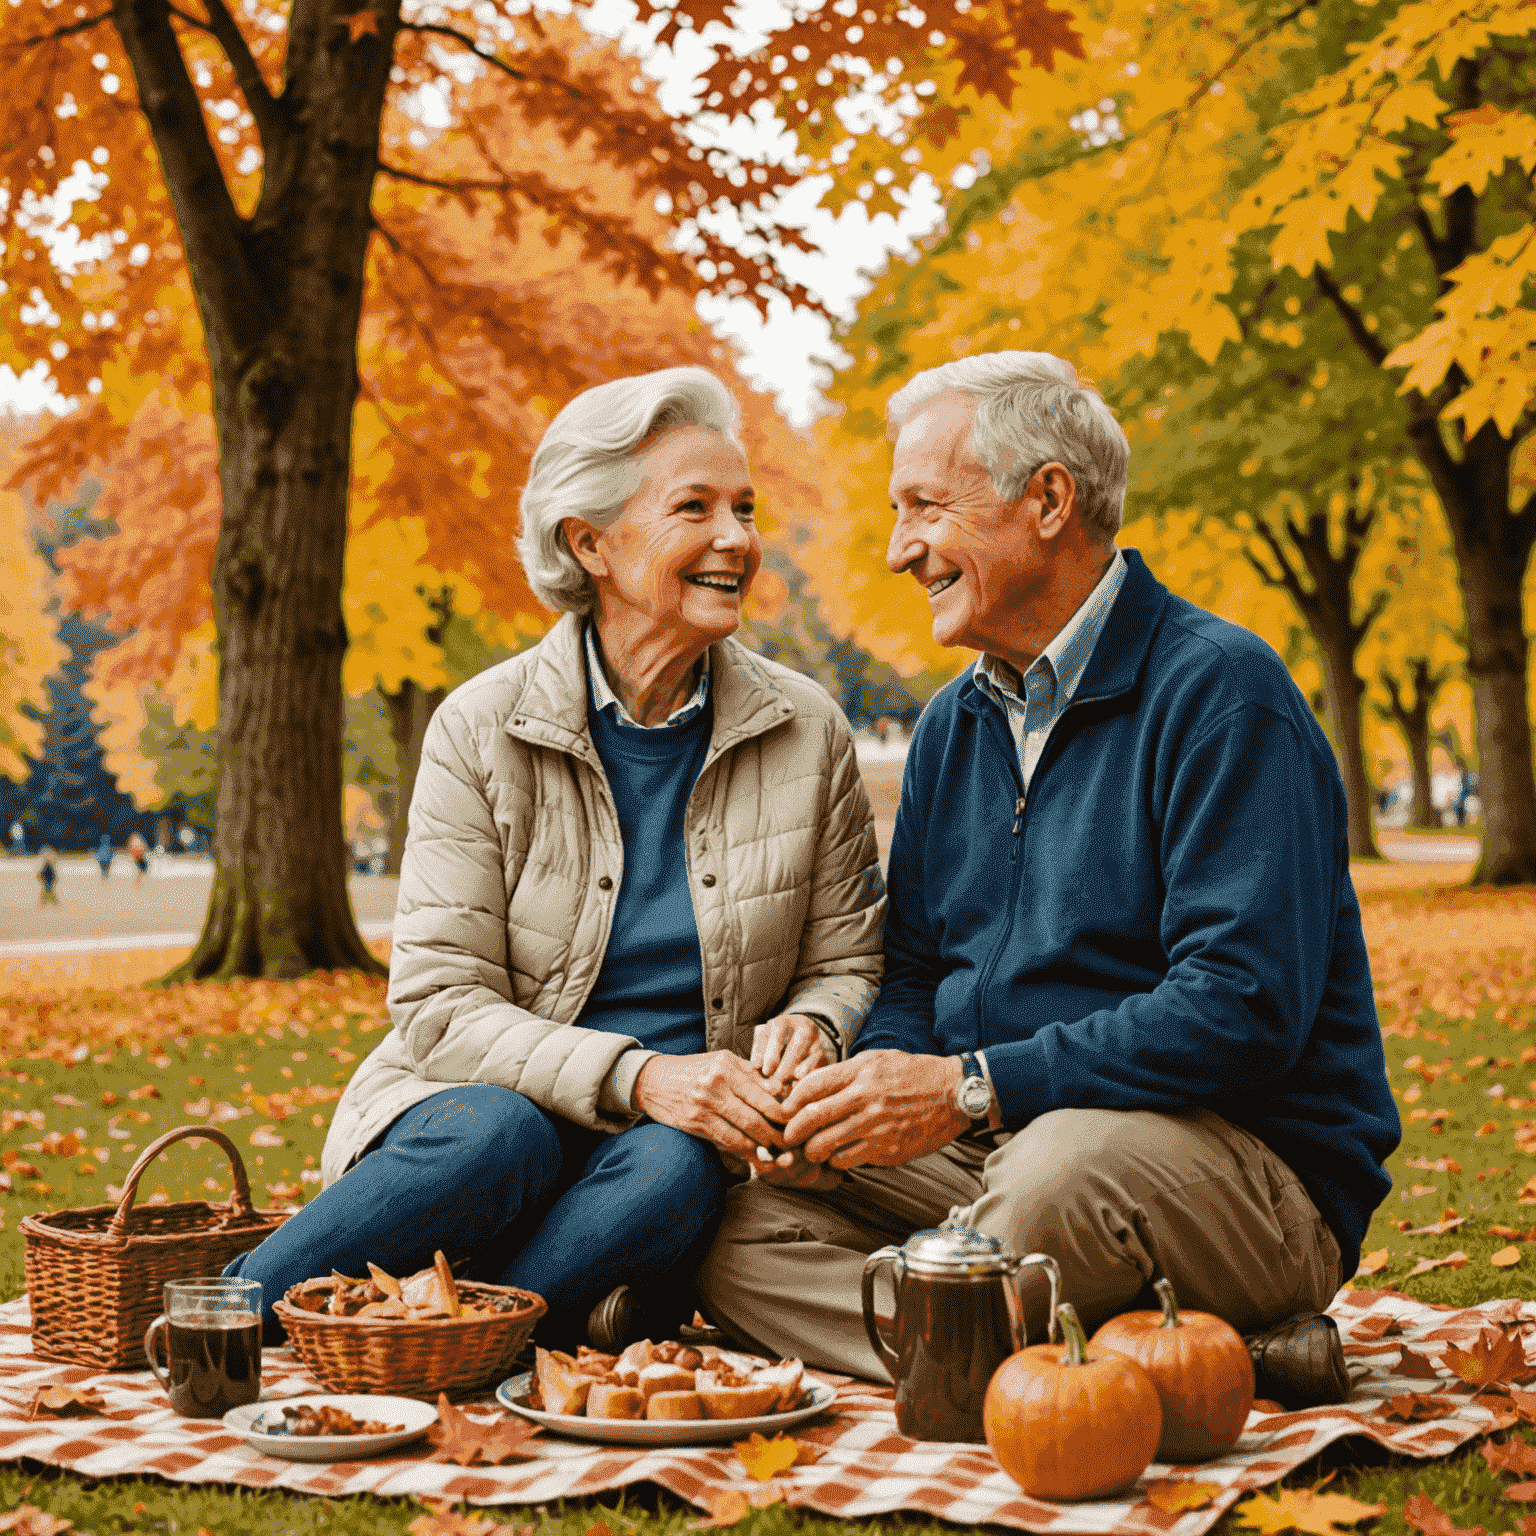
left=224, top=1394, right=438, bottom=1461
left=496, top=1372, right=836, bottom=1446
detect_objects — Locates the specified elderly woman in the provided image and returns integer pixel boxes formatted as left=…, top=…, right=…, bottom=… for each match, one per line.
left=226, top=367, right=885, bottom=1348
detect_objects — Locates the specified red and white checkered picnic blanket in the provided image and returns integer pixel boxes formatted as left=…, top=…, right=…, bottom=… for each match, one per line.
left=0, top=1287, right=1527, bottom=1533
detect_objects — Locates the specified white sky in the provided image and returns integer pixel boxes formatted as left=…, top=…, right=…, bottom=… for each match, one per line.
left=0, top=0, right=948, bottom=425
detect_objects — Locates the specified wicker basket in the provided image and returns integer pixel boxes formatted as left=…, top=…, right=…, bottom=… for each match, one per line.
left=274, top=1282, right=546, bottom=1400
left=21, top=1124, right=289, bottom=1369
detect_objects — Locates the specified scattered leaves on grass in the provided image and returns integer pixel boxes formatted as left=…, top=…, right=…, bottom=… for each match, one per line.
left=426, top=1395, right=542, bottom=1466
left=687, top=1489, right=785, bottom=1528
left=27, top=1386, right=105, bottom=1419
left=1493, top=1247, right=1523, bottom=1268
left=1403, top=1492, right=1486, bottom=1536
left=407, top=1500, right=533, bottom=1536
left=1489, top=1227, right=1536, bottom=1241
left=1481, top=1438, right=1536, bottom=1476
left=1406, top=1157, right=1463, bottom=1173
left=1441, top=1329, right=1536, bottom=1392
left=1381, top=1393, right=1462, bottom=1421
left=1145, top=1479, right=1222, bottom=1513
left=1356, top=1249, right=1391, bottom=1277
left=1232, top=1485, right=1385, bottom=1534
left=0, top=1506, right=74, bottom=1535
left=1405, top=1252, right=1471, bottom=1279
left=1405, top=1216, right=1467, bottom=1237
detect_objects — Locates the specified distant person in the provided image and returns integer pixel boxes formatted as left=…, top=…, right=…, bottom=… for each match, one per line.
left=126, top=831, right=149, bottom=882
left=96, top=834, right=113, bottom=879
left=8, top=822, right=24, bottom=857
left=1456, top=769, right=1476, bottom=828
left=37, top=847, right=59, bottom=906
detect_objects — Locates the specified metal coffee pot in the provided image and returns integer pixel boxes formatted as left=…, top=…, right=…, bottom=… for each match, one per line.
left=861, top=1208, right=1061, bottom=1443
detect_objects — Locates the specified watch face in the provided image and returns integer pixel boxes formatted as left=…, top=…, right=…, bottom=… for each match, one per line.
left=959, top=1077, right=992, bottom=1119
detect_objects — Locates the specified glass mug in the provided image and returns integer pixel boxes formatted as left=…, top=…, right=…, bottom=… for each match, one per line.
left=144, top=1277, right=263, bottom=1418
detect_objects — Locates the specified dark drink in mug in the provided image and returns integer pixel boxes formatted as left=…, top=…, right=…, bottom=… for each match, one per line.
left=145, top=1278, right=262, bottom=1417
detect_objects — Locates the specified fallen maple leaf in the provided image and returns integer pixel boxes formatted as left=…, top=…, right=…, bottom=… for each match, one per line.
left=1356, top=1249, right=1391, bottom=1277
left=1352, top=1314, right=1404, bottom=1341
left=1490, top=1227, right=1536, bottom=1241
left=248, top=1125, right=286, bottom=1147
left=687, top=1488, right=784, bottom=1529
left=1145, top=1479, right=1222, bottom=1513
left=1405, top=1217, right=1467, bottom=1237
left=1381, top=1393, right=1461, bottom=1421
left=735, top=1432, right=799, bottom=1480
left=1477, top=1122, right=1501, bottom=1138
left=28, top=1386, right=106, bottom=1419
left=1403, top=1491, right=1486, bottom=1536
left=1441, top=1329, right=1536, bottom=1392
left=1405, top=1251, right=1471, bottom=1279
left=427, top=1395, right=542, bottom=1466
left=1494, top=1247, right=1524, bottom=1268
left=1507, top=1485, right=1536, bottom=1504
left=1408, top=1184, right=1439, bottom=1197
left=407, top=1504, right=529, bottom=1536
left=1406, top=1157, right=1463, bottom=1173
left=1482, top=1439, right=1536, bottom=1476
left=1508, top=1388, right=1536, bottom=1424
left=0, top=1504, right=74, bottom=1535
left=1232, top=1485, right=1385, bottom=1535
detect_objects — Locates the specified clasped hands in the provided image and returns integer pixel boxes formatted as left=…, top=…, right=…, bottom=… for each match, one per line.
left=632, top=1016, right=970, bottom=1189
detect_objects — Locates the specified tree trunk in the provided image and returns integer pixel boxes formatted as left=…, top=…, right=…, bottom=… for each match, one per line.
left=1380, top=658, right=1441, bottom=830
left=115, top=0, right=401, bottom=978
left=1314, top=630, right=1380, bottom=860
left=1244, top=497, right=1385, bottom=861
left=382, top=679, right=446, bottom=876
left=1404, top=414, right=1536, bottom=885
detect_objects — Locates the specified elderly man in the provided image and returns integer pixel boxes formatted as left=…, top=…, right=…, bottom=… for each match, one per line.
left=697, top=351, right=1399, bottom=1401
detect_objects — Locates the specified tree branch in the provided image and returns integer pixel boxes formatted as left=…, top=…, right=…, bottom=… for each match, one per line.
left=172, top=0, right=285, bottom=150
left=19, top=10, right=115, bottom=44
left=113, top=0, right=258, bottom=358
left=1313, top=265, right=1390, bottom=368
left=1355, top=587, right=1390, bottom=647
left=377, top=163, right=507, bottom=194
left=398, top=22, right=550, bottom=89
left=1245, top=521, right=1312, bottom=617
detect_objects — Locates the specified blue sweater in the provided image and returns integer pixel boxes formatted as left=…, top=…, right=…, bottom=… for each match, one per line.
left=579, top=687, right=713, bottom=1056
left=856, top=550, right=1400, bottom=1276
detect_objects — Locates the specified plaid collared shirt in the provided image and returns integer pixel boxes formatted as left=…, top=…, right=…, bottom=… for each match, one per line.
left=971, top=547, right=1127, bottom=796
left=584, top=623, right=711, bottom=731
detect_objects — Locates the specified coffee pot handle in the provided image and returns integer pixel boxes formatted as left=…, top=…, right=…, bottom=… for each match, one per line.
left=1007, top=1252, right=1062, bottom=1349
left=861, top=1246, right=904, bottom=1379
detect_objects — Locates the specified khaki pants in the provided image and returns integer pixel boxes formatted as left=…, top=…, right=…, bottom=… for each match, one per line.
left=697, top=1107, right=1343, bottom=1381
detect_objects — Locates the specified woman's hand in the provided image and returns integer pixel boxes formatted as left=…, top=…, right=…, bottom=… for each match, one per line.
left=751, top=1014, right=836, bottom=1098
left=633, top=1052, right=790, bottom=1159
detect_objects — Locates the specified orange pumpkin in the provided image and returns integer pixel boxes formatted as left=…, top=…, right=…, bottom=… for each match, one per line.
left=1089, top=1278, right=1254, bottom=1461
left=983, top=1303, right=1162, bottom=1501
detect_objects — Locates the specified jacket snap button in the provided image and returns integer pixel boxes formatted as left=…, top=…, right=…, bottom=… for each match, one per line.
left=701, top=873, right=716, bottom=887
left=598, top=876, right=613, bottom=891
left=711, top=997, right=723, bottom=1009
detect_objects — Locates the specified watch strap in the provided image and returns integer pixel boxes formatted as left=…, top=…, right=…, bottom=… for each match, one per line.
left=956, top=1051, right=993, bottom=1126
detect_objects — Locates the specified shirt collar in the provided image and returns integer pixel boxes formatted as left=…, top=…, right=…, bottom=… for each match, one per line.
left=974, top=546, right=1127, bottom=704
left=584, top=622, right=711, bottom=730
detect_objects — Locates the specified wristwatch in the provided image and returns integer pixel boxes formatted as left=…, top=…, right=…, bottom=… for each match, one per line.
left=954, top=1051, right=994, bottom=1127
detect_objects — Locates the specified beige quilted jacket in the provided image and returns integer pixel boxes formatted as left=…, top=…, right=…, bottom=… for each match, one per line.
left=321, top=614, right=886, bottom=1185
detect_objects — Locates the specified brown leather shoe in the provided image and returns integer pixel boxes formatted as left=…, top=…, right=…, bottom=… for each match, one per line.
left=587, top=1285, right=640, bottom=1353
left=1244, top=1312, right=1350, bottom=1409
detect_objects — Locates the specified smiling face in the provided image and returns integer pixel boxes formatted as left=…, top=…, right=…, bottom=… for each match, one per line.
left=572, top=424, right=760, bottom=649
left=887, top=392, right=1057, bottom=657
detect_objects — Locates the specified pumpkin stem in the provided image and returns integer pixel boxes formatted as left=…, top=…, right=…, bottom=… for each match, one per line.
left=1155, top=1277, right=1181, bottom=1329
left=1057, top=1303, right=1090, bottom=1366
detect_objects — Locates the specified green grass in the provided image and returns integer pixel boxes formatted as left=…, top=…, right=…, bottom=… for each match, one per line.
left=2, top=898, right=1535, bottom=1535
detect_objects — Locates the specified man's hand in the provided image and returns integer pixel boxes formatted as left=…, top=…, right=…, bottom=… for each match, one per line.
left=633, top=1052, right=789, bottom=1160
left=778, top=1050, right=969, bottom=1169
left=751, top=1014, right=836, bottom=1098
left=749, top=1142, right=846, bottom=1191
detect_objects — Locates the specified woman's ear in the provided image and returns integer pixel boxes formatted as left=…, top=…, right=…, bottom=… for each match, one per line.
left=562, top=517, right=608, bottom=580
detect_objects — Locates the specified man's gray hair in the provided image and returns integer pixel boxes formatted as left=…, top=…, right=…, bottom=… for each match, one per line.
left=886, top=352, right=1128, bottom=541
left=518, top=367, right=743, bottom=614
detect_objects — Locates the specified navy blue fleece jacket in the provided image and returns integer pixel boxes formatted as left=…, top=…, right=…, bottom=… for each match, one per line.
left=854, top=549, right=1400, bottom=1277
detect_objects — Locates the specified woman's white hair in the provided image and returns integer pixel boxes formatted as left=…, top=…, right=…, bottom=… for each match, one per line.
left=518, top=367, right=743, bottom=614
left=886, top=352, right=1129, bottom=541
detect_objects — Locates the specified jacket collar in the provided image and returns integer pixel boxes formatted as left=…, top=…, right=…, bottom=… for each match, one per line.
left=507, top=613, right=795, bottom=764
left=959, top=547, right=1170, bottom=717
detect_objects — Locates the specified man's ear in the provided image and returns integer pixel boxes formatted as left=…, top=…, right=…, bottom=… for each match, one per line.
left=562, top=517, right=607, bottom=580
left=1032, top=463, right=1078, bottom=539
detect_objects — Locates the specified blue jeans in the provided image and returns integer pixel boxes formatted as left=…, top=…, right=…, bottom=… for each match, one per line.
left=223, top=1084, right=729, bottom=1344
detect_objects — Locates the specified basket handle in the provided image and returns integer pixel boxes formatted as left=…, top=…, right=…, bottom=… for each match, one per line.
left=105, top=1124, right=262, bottom=1241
